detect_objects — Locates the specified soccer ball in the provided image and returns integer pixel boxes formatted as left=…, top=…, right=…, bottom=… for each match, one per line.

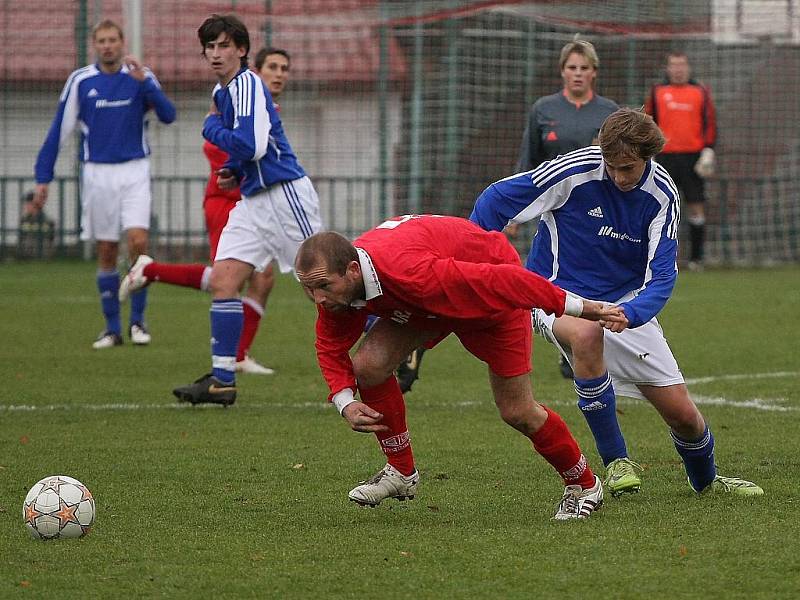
left=23, top=475, right=95, bottom=540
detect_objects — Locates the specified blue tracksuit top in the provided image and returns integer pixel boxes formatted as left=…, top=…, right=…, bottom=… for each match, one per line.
left=202, top=67, right=305, bottom=197
left=35, top=63, right=176, bottom=183
left=470, top=146, right=681, bottom=328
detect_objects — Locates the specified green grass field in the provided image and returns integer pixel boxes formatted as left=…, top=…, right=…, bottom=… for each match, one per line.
left=1, top=261, right=799, bottom=599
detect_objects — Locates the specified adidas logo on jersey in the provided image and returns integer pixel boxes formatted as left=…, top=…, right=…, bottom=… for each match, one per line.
left=87, top=88, right=99, bottom=97
left=588, top=206, right=604, bottom=218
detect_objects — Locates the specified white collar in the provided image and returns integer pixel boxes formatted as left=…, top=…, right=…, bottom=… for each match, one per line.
left=352, top=247, right=382, bottom=307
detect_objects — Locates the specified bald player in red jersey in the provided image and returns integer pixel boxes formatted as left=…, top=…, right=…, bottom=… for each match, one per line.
left=295, top=214, right=627, bottom=520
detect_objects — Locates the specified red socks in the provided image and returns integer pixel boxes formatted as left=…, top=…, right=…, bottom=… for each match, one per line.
left=237, top=297, right=263, bottom=361
left=143, top=263, right=207, bottom=290
left=531, top=405, right=595, bottom=488
left=141, top=263, right=266, bottom=364
left=359, top=376, right=415, bottom=476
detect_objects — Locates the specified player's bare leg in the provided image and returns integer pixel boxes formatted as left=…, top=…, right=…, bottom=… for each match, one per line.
left=552, top=317, right=639, bottom=497
left=346, top=321, right=431, bottom=506
left=640, top=383, right=762, bottom=496
left=488, top=371, right=602, bottom=519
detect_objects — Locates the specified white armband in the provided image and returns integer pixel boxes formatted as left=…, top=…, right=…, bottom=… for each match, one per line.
left=332, top=389, right=357, bottom=415
left=564, top=293, right=584, bottom=317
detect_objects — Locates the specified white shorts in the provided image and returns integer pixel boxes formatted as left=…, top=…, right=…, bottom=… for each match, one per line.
left=215, top=176, right=322, bottom=273
left=532, top=308, right=685, bottom=401
left=80, top=159, right=151, bottom=242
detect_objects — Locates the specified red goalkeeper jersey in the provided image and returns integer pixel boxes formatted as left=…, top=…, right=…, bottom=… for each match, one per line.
left=645, top=80, right=717, bottom=153
left=314, top=215, right=569, bottom=399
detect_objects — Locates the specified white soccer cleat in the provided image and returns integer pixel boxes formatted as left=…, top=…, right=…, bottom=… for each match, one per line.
left=130, top=323, right=151, bottom=345
left=235, top=354, right=275, bottom=375
left=348, top=464, right=419, bottom=507
left=119, top=254, right=154, bottom=302
left=92, top=331, right=123, bottom=350
left=553, top=475, right=604, bottom=520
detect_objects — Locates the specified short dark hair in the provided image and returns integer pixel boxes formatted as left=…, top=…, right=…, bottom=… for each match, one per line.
left=666, top=51, right=688, bottom=63
left=198, top=14, right=250, bottom=68
left=254, top=47, right=290, bottom=71
left=296, top=232, right=357, bottom=276
left=92, top=19, right=124, bottom=41
left=599, top=108, right=665, bottom=162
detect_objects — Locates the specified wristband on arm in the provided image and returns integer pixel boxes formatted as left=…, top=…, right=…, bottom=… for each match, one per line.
left=332, top=388, right=357, bottom=415
left=564, top=293, right=584, bottom=317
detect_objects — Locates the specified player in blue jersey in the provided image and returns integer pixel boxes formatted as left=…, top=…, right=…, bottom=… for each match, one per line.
left=471, top=108, right=762, bottom=498
left=33, top=19, right=176, bottom=350
left=172, top=14, right=322, bottom=406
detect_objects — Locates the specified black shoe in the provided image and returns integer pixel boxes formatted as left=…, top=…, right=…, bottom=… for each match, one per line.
left=172, top=373, right=237, bottom=406
left=558, top=355, right=574, bottom=380
left=396, top=347, right=426, bottom=393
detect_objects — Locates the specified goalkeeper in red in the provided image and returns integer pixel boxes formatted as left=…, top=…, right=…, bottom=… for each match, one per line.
left=295, top=215, right=627, bottom=520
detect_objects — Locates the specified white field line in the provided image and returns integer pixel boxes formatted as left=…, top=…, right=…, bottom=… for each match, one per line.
left=684, top=371, right=799, bottom=385
left=0, top=398, right=794, bottom=413
left=1, top=370, right=796, bottom=413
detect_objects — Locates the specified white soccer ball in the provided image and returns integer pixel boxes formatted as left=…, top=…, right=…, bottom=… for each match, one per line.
left=23, top=475, right=95, bottom=540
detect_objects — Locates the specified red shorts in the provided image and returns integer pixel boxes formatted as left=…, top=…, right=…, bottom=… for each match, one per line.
left=441, top=309, right=532, bottom=378
left=203, top=196, right=238, bottom=261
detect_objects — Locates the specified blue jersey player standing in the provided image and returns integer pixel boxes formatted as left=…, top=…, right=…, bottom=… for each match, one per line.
left=33, top=19, right=176, bottom=350
left=172, top=14, right=322, bottom=406
left=471, top=108, right=762, bottom=498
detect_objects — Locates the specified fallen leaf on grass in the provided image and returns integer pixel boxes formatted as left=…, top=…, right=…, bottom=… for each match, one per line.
left=19, top=435, right=29, bottom=445
left=679, top=545, right=688, bottom=557
left=20, top=580, right=31, bottom=588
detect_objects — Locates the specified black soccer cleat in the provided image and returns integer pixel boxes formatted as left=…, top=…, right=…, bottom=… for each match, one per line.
left=172, top=373, right=237, bottom=407
left=558, top=355, right=575, bottom=380
left=396, top=347, right=426, bottom=394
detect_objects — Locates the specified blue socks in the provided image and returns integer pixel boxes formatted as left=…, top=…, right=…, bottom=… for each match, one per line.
left=129, top=288, right=148, bottom=327
left=210, top=299, right=243, bottom=385
left=96, top=270, right=121, bottom=335
left=575, top=372, right=628, bottom=466
left=671, top=425, right=716, bottom=492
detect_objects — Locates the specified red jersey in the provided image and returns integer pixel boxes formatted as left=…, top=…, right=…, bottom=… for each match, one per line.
left=202, top=140, right=241, bottom=203
left=645, top=80, right=717, bottom=153
left=314, top=215, right=569, bottom=400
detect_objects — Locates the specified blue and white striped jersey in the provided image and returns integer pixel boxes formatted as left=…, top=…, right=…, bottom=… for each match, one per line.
left=202, top=68, right=305, bottom=197
left=470, top=146, right=681, bottom=328
left=35, top=64, right=176, bottom=183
